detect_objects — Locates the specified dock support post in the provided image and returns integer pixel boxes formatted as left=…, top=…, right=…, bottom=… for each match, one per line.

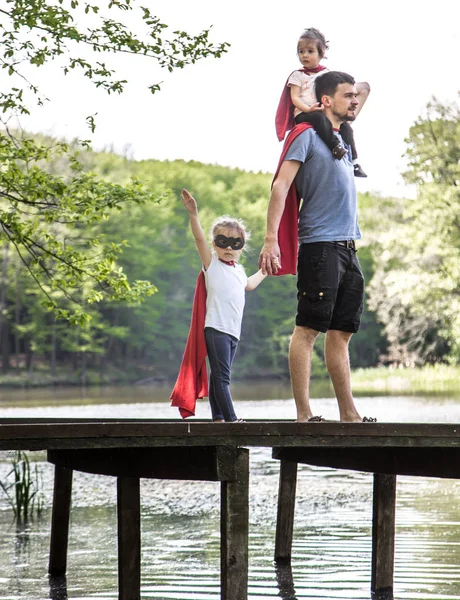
left=371, top=473, right=396, bottom=599
left=49, top=466, right=73, bottom=576
left=221, top=447, right=249, bottom=600
left=117, top=477, right=141, bottom=600
left=275, top=459, right=298, bottom=563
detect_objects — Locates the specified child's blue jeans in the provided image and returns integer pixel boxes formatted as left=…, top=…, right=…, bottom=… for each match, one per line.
left=205, top=327, right=238, bottom=422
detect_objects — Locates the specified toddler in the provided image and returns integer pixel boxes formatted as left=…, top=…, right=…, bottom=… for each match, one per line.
left=171, top=189, right=267, bottom=422
left=275, top=27, right=370, bottom=177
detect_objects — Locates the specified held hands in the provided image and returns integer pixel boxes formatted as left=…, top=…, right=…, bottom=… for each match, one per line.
left=181, top=188, right=198, bottom=216
left=258, top=240, right=281, bottom=276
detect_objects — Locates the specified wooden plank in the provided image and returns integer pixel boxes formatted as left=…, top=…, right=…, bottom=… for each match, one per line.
left=216, top=446, right=239, bottom=480
left=117, top=477, right=141, bottom=600
left=8, top=434, right=460, bottom=452
left=372, top=474, right=396, bottom=598
left=48, top=446, right=237, bottom=481
left=2, top=420, right=460, bottom=442
left=48, top=574, right=68, bottom=600
left=1, top=421, right=460, bottom=455
left=221, top=447, right=249, bottom=600
left=270, top=447, right=460, bottom=478
left=274, top=458, right=298, bottom=563
left=275, top=563, right=296, bottom=598
left=49, top=466, right=73, bottom=576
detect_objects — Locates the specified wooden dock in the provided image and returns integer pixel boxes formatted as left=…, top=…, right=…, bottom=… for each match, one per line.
left=1, top=418, right=460, bottom=600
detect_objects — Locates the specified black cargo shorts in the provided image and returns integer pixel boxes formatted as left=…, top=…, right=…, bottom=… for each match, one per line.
left=296, top=241, right=364, bottom=333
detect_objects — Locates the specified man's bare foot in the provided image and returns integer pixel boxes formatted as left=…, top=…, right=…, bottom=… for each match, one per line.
left=296, top=415, right=314, bottom=422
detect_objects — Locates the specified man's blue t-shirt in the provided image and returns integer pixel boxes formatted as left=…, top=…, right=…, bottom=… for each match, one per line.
left=284, top=128, right=361, bottom=244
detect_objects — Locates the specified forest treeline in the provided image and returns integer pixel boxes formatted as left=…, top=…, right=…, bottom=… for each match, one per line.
left=0, top=95, right=458, bottom=384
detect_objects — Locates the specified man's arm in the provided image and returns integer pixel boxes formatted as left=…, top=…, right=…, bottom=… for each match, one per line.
left=259, top=160, right=301, bottom=276
left=354, top=82, right=371, bottom=118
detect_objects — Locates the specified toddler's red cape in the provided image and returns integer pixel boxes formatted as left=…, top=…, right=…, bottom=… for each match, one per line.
left=274, top=122, right=313, bottom=276
left=170, top=271, right=208, bottom=418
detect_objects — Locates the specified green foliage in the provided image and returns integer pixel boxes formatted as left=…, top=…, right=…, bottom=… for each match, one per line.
left=0, top=451, right=44, bottom=522
left=349, top=243, right=388, bottom=368
left=0, top=0, right=230, bottom=116
left=367, top=96, right=460, bottom=365
left=0, top=1, right=229, bottom=322
left=0, top=131, right=159, bottom=322
left=0, top=143, right=388, bottom=380
left=403, top=97, right=460, bottom=187
left=80, top=152, right=384, bottom=379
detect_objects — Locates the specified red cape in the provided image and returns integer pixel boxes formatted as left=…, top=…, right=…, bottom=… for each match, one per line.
left=274, top=122, right=313, bottom=276
left=170, top=271, right=208, bottom=418
left=275, top=65, right=326, bottom=142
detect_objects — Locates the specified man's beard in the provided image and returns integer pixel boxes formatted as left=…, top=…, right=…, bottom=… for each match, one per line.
left=332, top=109, right=356, bottom=122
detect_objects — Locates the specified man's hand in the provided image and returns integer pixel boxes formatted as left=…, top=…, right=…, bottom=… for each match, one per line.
left=259, top=240, right=281, bottom=275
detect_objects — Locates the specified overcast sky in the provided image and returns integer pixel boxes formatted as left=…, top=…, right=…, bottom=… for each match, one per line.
left=16, top=0, right=460, bottom=199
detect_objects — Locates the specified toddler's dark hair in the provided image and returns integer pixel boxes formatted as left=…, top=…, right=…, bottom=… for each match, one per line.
left=298, top=28, right=329, bottom=58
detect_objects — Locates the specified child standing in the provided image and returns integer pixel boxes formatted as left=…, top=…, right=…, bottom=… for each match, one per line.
left=275, top=27, right=370, bottom=177
left=171, top=189, right=267, bottom=422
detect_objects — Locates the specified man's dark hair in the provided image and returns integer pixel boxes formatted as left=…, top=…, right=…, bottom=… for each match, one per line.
left=315, top=71, right=355, bottom=102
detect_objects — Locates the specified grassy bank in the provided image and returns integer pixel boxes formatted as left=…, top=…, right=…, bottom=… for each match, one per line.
left=0, top=363, right=460, bottom=395
left=351, top=365, right=460, bottom=395
left=0, top=363, right=164, bottom=389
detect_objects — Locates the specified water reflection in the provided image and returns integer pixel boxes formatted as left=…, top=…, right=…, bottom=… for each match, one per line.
left=3, top=383, right=460, bottom=423
left=0, top=389, right=460, bottom=599
left=1, top=461, right=460, bottom=599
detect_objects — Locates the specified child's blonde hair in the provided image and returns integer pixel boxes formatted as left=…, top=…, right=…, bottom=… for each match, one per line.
left=298, top=27, right=329, bottom=59
left=210, top=216, right=251, bottom=252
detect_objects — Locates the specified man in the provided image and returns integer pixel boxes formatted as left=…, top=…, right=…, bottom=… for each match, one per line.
left=259, top=71, right=375, bottom=423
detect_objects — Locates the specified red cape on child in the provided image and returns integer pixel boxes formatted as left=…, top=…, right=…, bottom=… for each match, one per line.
left=275, top=65, right=326, bottom=142
left=170, top=271, right=208, bottom=418
left=273, top=122, right=313, bottom=276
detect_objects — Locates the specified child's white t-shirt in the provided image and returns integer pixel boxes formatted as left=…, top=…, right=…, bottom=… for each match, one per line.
left=203, top=255, right=248, bottom=340
left=288, top=67, right=330, bottom=117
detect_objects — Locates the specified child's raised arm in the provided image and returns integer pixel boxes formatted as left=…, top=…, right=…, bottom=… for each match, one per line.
left=246, top=268, right=267, bottom=291
left=181, top=189, right=212, bottom=270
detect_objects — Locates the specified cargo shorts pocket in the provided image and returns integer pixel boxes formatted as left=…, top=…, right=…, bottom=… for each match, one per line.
left=297, top=289, right=333, bottom=326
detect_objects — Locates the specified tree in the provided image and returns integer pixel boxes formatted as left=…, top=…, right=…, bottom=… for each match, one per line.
left=367, top=96, right=460, bottom=365
left=0, top=0, right=229, bottom=323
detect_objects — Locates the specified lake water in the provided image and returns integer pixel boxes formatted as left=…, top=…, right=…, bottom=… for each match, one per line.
left=1, top=382, right=460, bottom=600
